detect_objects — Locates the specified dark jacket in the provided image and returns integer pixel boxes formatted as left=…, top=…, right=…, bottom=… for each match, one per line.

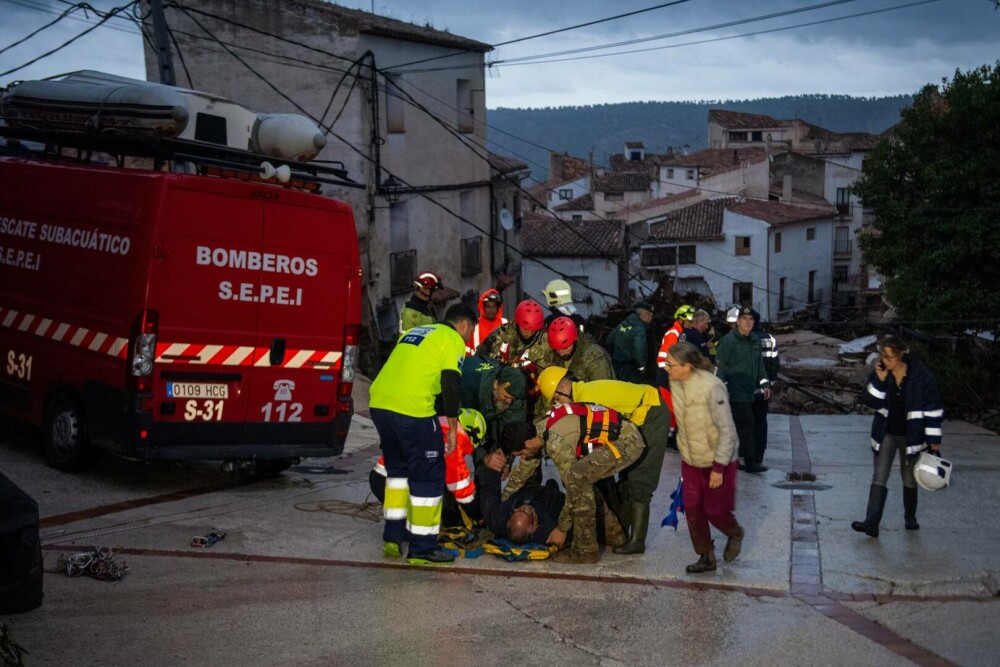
left=861, top=355, right=943, bottom=457
left=715, top=329, right=770, bottom=402
left=479, top=468, right=564, bottom=543
left=607, top=312, right=647, bottom=382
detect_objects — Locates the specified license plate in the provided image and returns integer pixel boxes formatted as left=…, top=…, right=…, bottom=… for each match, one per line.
left=166, top=382, right=229, bottom=399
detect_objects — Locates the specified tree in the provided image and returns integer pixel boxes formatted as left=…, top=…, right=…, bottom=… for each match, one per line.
left=853, top=62, right=1000, bottom=335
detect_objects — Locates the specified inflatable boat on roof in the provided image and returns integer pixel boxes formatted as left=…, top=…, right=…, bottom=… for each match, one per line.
left=1, top=70, right=326, bottom=161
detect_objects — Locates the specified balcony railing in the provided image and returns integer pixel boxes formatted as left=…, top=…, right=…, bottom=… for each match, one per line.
left=834, top=239, right=853, bottom=256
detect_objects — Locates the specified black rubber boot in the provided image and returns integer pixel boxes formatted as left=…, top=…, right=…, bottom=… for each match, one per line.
left=903, top=486, right=919, bottom=530
left=851, top=484, right=888, bottom=537
left=613, top=502, right=649, bottom=555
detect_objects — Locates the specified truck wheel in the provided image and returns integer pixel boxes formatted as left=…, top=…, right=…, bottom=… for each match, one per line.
left=43, top=394, right=91, bottom=471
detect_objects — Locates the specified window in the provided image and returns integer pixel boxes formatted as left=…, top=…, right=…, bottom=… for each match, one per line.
left=685, top=169, right=695, bottom=180
left=778, top=278, right=786, bottom=311
left=733, top=282, right=752, bottom=306
left=751, top=131, right=763, bottom=141
left=729, top=131, right=748, bottom=142
left=774, top=232, right=782, bottom=253
left=833, top=265, right=849, bottom=287
left=571, top=214, right=583, bottom=221
left=461, top=236, right=482, bottom=276
left=558, top=189, right=573, bottom=200
left=835, top=226, right=851, bottom=255
left=836, top=187, right=850, bottom=215
left=456, top=78, right=473, bottom=133
left=390, top=249, right=416, bottom=295
left=385, top=74, right=405, bottom=133
left=735, top=236, right=751, bottom=256
left=806, top=227, right=816, bottom=241
left=641, top=245, right=696, bottom=267
left=628, top=150, right=642, bottom=161
left=605, top=192, right=624, bottom=202
left=665, top=168, right=674, bottom=179
left=808, top=270, right=816, bottom=303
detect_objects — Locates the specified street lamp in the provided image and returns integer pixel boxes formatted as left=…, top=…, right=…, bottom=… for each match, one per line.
left=381, top=175, right=402, bottom=205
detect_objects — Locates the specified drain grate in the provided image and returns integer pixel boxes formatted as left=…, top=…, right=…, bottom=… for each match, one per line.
left=773, top=471, right=831, bottom=491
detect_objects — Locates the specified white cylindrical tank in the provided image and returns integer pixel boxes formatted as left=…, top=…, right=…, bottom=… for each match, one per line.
left=253, top=114, right=326, bottom=161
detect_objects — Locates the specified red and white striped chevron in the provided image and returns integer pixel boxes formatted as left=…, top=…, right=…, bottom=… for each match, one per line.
left=1, top=306, right=342, bottom=369
left=0, top=305, right=128, bottom=358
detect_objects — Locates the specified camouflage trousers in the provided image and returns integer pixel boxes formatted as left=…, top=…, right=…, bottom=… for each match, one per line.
left=564, top=436, right=644, bottom=554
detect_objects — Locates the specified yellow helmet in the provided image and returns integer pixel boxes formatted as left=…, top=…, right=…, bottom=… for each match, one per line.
left=543, top=279, right=573, bottom=307
left=458, top=408, right=487, bottom=448
left=538, top=366, right=569, bottom=404
left=674, top=304, right=695, bottom=321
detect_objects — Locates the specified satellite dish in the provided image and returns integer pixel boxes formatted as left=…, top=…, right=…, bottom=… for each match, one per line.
left=499, top=208, right=514, bottom=231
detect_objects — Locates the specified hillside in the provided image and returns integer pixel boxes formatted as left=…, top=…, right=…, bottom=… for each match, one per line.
left=486, top=94, right=911, bottom=181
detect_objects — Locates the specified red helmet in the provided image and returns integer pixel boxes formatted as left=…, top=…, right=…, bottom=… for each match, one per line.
left=514, top=300, right=545, bottom=332
left=413, top=271, right=441, bottom=291
left=547, top=316, right=578, bottom=351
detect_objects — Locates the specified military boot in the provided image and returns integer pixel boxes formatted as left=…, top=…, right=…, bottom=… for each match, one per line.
left=851, top=484, right=888, bottom=538
left=613, top=502, right=649, bottom=555
left=903, top=486, right=919, bottom=530
left=555, top=513, right=599, bottom=564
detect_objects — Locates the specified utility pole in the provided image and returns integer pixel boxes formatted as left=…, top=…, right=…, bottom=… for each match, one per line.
left=149, top=0, right=176, bottom=85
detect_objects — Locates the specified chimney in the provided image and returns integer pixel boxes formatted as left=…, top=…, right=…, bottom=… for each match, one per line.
left=782, top=174, right=792, bottom=202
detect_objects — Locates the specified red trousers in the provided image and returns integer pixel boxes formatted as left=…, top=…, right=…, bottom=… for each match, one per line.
left=682, top=460, right=741, bottom=555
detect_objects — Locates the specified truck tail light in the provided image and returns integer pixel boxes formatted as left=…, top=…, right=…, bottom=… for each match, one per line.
left=128, top=310, right=158, bottom=393
left=338, top=324, right=359, bottom=399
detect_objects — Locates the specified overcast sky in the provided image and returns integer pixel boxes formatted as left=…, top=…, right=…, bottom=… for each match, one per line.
left=1, top=0, right=997, bottom=108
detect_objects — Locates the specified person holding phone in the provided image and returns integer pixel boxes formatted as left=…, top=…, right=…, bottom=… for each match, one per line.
left=852, top=335, right=944, bottom=537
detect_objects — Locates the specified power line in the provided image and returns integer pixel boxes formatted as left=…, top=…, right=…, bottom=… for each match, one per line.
left=492, top=0, right=942, bottom=68
left=0, top=1, right=139, bottom=78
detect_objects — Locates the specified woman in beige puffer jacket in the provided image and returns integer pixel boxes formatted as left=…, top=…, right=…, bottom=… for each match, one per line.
left=665, top=342, right=745, bottom=574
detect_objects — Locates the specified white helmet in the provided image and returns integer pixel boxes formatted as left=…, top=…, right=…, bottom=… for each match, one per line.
left=914, top=451, right=952, bottom=491
left=726, top=305, right=741, bottom=323
left=543, top=279, right=573, bottom=307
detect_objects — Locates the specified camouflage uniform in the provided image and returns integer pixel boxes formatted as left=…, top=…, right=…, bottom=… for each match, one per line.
left=504, top=408, right=645, bottom=562
left=544, top=332, right=615, bottom=383
left=482, top=322, right=552, bottom=370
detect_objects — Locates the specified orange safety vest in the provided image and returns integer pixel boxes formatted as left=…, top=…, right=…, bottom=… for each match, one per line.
left=656, top=320, right=685, bottom=369
left=545, top=402, right=623, bottom=459
left=372, top=417, right=476, bottom=504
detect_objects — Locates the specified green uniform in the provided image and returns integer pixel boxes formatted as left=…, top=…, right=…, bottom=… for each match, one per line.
left=607, top=312, right=648, bottom=382
left=460, top=355, right=527, bottom=449
left=570, top=380, right=670, bottom=504
left=715, top=330, right=769, bottom=402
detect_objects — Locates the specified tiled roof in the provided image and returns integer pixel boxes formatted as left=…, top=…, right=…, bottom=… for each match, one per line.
left=592, top=171, right=652, bottom=192
left=487, top=152, right=529, bottom=175
left=625, top=141, right=645, bottom=149
left=659, top=148, right=768, bottom=178
left=839, top=132, right=882, bottom=151
left=608, top=153, right=659, bottom=173
left=554, top=193, right=593, bottom=211
left=766, top=186, right=832, bottom=208
left=310, top=0, right=492, bottom=51
left=624, top=189, right=699, bottom=214
left=647, top=197, right=738, bottom=242
left=728, top=199, right=834, bottom=227
left=708, top=109, right=783, bottom=129
left=522, top=216, right=622, bottom=257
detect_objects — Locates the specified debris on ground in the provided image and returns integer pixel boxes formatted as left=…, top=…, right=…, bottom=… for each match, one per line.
left=53, top=547, right=129, bottom=581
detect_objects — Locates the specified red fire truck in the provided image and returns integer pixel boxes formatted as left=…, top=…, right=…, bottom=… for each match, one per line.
left=0, top=156, right=363, bottom=471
